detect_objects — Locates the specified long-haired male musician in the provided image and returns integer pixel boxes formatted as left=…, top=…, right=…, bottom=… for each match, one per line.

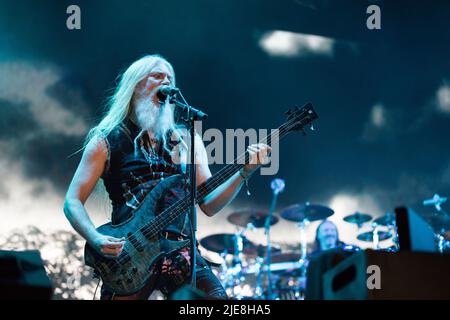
left=311, top=220, right=359, bottom=256
left=63, top=54, right=271, bottom=299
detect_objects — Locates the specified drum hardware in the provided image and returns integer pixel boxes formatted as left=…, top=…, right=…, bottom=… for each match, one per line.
left=275, top=202, right=335, bottom=299
left=423, top=193, right=448, bottom=213
left=265, top=252, right=306, bottom=300
left=280, top=202, right=334, bottom=275
left=227, top=210, right=279, bottom=229
left=243, top=253, right=304, bottom=274
left=264, top=178, right=285, bottom=300
left=344, top=211, right=396, bottom=250
left=210, top=193, right=450, bottom=298
left=373, top=212, right=399, bottom=251
left=200, top=227, right=279, bottom=299
left=199, top=232, right=258, bottom=256
left=297, top=219, right=309, bottom=276
left=224, top=206, right=282, bottom=297
left=202, top=198, right=337, bottom=300
left=373, top=212, right=396, bottom=227
left=422, top=193, right=450, bottom=254
left=280, top=203, right=334, bottom=223
left=435, top=233, right=450, bottom=253
left=201, top=232, right=252, bottom=299
left=260, top=260, right=304, bottom=273
left=357, top=229, right=393, bottom=245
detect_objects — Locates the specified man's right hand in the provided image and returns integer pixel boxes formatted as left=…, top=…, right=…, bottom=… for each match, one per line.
left=91, top=234, right=126, bottom=258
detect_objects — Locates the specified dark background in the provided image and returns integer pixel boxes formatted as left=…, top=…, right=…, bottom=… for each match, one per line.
left=1, top=0, right=450, bottom=226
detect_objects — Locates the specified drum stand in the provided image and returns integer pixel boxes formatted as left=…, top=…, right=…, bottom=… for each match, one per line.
left=264, top=179, right=285, bottom=299
left=424, top=194, right=450, bottom=254
left=296, top=219, right=310, bottom=277
left=230, top=226, right=251, bottom=299
left=388, top=222, right=399, bottom=252
left=371, top=223, right=380, bottom=250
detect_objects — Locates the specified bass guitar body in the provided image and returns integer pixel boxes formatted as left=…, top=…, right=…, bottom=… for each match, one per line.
left=84, top=174, right=190, bottom=295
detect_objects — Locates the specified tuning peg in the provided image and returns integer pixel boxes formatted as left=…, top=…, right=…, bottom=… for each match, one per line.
left=285, top=109, right=293, bottom=115
left=310, top=124, right=315, bottom=131
left=294, top=105, right=299, bottom=111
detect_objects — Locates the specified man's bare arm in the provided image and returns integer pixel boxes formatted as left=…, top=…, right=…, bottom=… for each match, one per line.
left=63, top=137, right=125, bottom=257
left=194, top=134, right=270, bottom=217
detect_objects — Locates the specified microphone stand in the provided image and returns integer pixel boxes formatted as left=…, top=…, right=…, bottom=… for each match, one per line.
left=423, top=194, right=449, bottom=253
left=168, top=93, right=207, bottom=289
left=265, top=178, right=285, bottom=299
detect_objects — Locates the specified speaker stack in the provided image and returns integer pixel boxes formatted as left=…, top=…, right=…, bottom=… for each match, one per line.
left=0, top=250, right=53, bottom=300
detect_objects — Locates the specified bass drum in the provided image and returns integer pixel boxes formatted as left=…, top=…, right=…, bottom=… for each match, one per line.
left=262, top=252, right=308, bottom=300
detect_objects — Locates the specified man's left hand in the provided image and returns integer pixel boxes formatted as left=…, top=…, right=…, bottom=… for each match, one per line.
left=244, top=143, right=272, bottom=175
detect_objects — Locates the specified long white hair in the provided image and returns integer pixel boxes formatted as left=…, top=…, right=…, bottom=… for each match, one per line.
left=85, top=54, right=184, bottom=152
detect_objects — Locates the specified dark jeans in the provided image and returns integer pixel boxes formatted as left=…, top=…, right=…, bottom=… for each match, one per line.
left=100, top=254, right=228, bottom=300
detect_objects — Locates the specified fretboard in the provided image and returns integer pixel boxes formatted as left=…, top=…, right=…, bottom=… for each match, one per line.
left=142, top=105, right=316, bottom=238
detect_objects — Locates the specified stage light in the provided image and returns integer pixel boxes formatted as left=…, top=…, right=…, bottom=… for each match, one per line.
left=259, top=30, right=335, bottom=57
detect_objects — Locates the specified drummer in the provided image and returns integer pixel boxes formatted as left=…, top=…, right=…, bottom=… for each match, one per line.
left=312, top=220, right=344, bottom=253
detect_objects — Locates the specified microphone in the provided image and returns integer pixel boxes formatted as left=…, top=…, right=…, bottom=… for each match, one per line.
left=160, top=85, right=208, bottom=120
left=158, top=85, right=180, bottom=97
left=270, top=178, right=285, bottom=195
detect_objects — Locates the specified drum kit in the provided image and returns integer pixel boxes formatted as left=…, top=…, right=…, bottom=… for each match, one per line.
left=199, top=183, right=450, bottom=300
left=200, top=209, right=399, bottom=299
left=200, top=203, right=334, bottom=300
left=343, top=211, right=397, bottom=251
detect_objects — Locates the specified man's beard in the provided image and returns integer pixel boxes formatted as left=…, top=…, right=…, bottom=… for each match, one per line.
left=134, top=97, right=173, bottom=138
left=324, top=237, right=337, bottom=247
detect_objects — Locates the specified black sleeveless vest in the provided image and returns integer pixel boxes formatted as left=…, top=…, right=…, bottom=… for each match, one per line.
left=101, top=118, right=190, bottom=235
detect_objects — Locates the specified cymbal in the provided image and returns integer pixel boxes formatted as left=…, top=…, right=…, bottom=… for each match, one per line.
left=203, top=258, right=222, bottom=268
left=343, top=212, right=372, bottom=225
left=280, top=203, right=334, bottom=222
left=357, top=231, right=393, bottom=242
left=264, top=252, right=304, bottom=274
left=373, top=213, right=396, bottom=226
left=227, top=210, right=278, bottom=228
left=200, top=233, right=257, bottom=255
